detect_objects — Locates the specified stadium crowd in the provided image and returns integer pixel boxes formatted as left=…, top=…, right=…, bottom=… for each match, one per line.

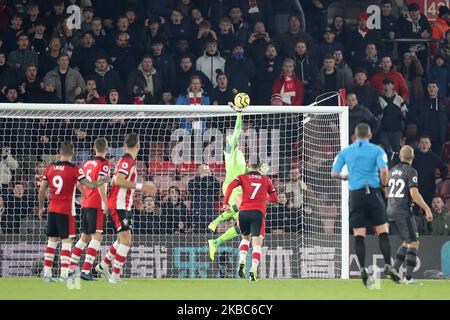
left=0, top=0, right=450, bottom=237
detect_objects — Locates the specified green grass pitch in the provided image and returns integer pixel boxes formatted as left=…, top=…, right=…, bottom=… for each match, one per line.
left=1, top=278, right=450, bottom=299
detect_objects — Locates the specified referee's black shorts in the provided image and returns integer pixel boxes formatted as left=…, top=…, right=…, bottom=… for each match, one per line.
left=349, top=188, right=387, bottom=229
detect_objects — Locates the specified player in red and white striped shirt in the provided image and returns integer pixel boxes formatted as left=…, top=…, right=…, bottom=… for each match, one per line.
left=38, top=141, right=110, bottom=282
left=95, top=133, right=155, bottom=284
left=68, top=138, right=110, bottom=281
left=223, top=163, right=278, bottom=282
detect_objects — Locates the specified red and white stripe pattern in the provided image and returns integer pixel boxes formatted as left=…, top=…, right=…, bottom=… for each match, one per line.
left=60, top=242, right=72, bottom=278
left=82, top=239, right=100, bottom=274
left=108, top=156, right=137, bottom=211
left=111, top=244, right=130, bottom=279
left=101, top=240, right=119, bottom=269
left=239, top=239, right=250, bottom=262
left=251, top=245, right=262, bottom=270
left=116, top=165, right=136, bottom=211
left=69, top=239, right=87, bottom=270
left=43, top=240, right=58, bottom=277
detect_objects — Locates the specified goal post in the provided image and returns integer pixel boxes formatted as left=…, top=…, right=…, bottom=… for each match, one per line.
left=0, top=103, right=349, bottom=279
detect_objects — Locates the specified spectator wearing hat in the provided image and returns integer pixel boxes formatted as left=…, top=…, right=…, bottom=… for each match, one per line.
left=428, top=54, right=450, bottom=98
left=8, top=34, right=39, bottom=72
left=228, top=6, right=251, bottom=46
left=30, top=19, right=47, bottom=56
left=412, top=80, right=448, bottom=154
left=348, top=68, right=382, bottom=117
left=151, top=36, right=177, bottom=88
left=370, top=55, right=409, bottom=102
left=217, top=17, right=238, bottom=59
left=399, top=51, right=425, bottom=101
left=347, top=12, right=382, bottom=60
left=380, top=0, right=398, bottom=55
left=378, top=77, right=408, bottom=153
left=347, top=93, right=380, bottom=144
left=42, top=53, right=86, bottom=103
left=398, top=3, right=432, bottom=71
left=225, top=43, right=256, bottom=96
left=93, top=55, right=124, bottom=99
left=174, top=53, right=212, bottom=96
left=272, top=58, right=304, bottom=106
left=254, top=43, right=282, bottom=105
left=109, top=31, right=140, bottom=82
left=277, top=14, right=313, bottom=58
left=126, top=55, right=162, bottom=104
left=431, top=5, right=450, bottom=55
left=293, top=40, right=317, bottom=105
left=70, top=31, right=107, bottom=78
left=37, top=77, right=61, bottom=103
left=315, top=27, right=344, bottom=68
left=211, top=72, right=235, bottom=105
left=196, top=39, right=225, bottom=88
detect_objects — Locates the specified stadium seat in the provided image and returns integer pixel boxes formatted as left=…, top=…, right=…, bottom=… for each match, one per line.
left=148, top=161, right=176, bottom=175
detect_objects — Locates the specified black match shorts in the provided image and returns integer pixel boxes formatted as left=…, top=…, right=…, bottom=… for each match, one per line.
left=349, top=188, right=387, bottom=229
left=388, top=208, right=419, bottom=243
left=81, top=207, right=105, bottom=234
left=110, top=208, right=133, bottom=233
left=47, top=212, right=75, bottom=239
left=238, top=210, right=265, bottom=237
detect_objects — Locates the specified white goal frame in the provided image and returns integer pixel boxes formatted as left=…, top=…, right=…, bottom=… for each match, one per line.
left=0, top=103, right=349, bottom=279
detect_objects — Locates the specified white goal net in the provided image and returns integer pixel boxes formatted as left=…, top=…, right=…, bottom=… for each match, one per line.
left=0, top=104, right=348, bottom=279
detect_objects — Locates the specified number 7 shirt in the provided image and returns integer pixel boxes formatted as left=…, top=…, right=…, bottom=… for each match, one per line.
left=43, top=161, right=86, bottom=216
left=224, top=171, right=278, bottom=215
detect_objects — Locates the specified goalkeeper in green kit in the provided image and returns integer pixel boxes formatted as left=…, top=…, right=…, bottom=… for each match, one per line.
left=208, top=102, right=249, bottom=261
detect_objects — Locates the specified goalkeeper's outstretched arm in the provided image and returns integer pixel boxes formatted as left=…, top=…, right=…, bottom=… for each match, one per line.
left=225, top=110, right=243, bottom=153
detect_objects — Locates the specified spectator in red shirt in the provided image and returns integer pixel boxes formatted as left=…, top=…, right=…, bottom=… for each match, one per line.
left=370, top=55, right=409, bottom=102
left=272, top=58, right=304, bottom=106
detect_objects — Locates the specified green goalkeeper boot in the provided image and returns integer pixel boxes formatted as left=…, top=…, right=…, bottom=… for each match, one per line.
left=208, top=239, right=218, bottom=261
left=208, top=221, right=219, bottom=233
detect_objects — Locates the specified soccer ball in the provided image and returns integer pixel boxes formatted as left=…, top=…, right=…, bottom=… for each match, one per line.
left=234, top=92, right=250, bottom=109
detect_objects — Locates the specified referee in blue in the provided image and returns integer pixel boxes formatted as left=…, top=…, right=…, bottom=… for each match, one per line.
left=331, top=123, right=401, bottom=287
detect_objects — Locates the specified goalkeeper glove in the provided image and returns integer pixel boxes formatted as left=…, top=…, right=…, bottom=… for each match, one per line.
left=228, top=102, right=242, bottom=113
